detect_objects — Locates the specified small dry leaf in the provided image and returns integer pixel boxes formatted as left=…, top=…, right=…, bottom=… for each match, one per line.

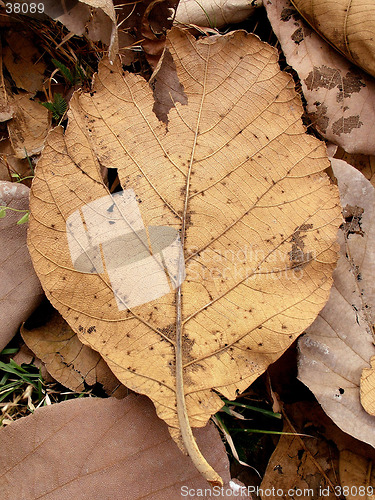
left=13, top=344, right=55, bottom=383
left=7, top=92, right=50, bottom=158
left=298, top=159, right=375, bottom=448
left=0, top=394, right=246, bottom=499
left=262, top=401, right=375, bottom=499
left=360, top=356, right=375, bottom=416
left=175, top=0, right=261, bottom=28
left=0, top=39, right=13, bottom=123
left=260, top=421, right=338, bottom=498
left=291, top=0, right=375, bottom=78
left=0, top=181, right=43, bottom=351
left=28, top=28, right=340, bottom=483
left=265, top=0, right=375, bottom=155
left=339, top=450, right=375, bottom=500
left=3, top=31, right=46, bottom=94
left=0, top=138, right=33, bottom=183
left=21, top=304, right=127, bottom=397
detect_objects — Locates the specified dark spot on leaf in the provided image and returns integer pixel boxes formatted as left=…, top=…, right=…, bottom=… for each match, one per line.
left=309, top=103, right=329, bottom=133
left=332, top=115, right=363, bottom=136
left=281, top=7, right=298, bottom=22
left=340, top=204, right=364, bottom=236
left=273, top=464, right=283, bottom=474
left=289, top=224, right=313, bottom=267
left=305, top=66, right=341, bottom=92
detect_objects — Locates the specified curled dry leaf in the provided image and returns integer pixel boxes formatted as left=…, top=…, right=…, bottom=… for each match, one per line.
left=13, top=344, right=55, bottom=383
left=41, top=0, right=118, bottom=60
left=114, top=0, right=179, bottom=68
left=175, top=0, right=261, bottom=29
left=0, top=394, right=246, bottom=499
left=334, top=147, right=375, bottom=189
left=291, top=0, right=375, bottom=79
left=339, top=450, right=375, bottom=500
left=265, top=0, right=375, bottom=155
left=0, top=181, right=43, bottom=351
left=7, top=92, right=50, bottom=158
left=298, top=159, right=375, bottom=448
left=139, top=0, right=180, bottom=68
left=28, top=28, right=341, bottom=483
left=21, top=304, right=127, bottom=397
left=3, top=31, right=46, bottom=94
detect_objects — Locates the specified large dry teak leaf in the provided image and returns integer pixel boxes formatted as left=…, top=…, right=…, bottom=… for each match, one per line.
left=265, top=0, right=375, bottom=155
left=0, top=394, right=246, bottom=499
left=291, top=0, right=375, bottom=79
left=28, top=28, right=341, bottom=484
left=298, top=159, right=375, bottom=448
left=0, top=181, right=43, bottom=351
left=21, top=305, right=127, bottom=396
